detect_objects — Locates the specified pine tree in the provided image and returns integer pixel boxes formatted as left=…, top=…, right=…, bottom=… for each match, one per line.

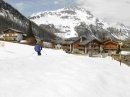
left=27, top=20, right=35, bottom=38
left=26, top=20, right=36, bottom=45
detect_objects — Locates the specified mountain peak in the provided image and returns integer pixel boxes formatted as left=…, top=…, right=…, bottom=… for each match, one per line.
left=62, top=6, right=93, bottom=16
left=29, top=6, right=101, bottom=38
left=116, top=22, right=125, bottom=27
left=63, top=6, right=83, bottom=11
left=29, top=6, right=130, bottom=39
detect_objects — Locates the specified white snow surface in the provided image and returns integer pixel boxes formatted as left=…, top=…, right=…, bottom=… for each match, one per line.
left=0, top=41, right=130, bottom=97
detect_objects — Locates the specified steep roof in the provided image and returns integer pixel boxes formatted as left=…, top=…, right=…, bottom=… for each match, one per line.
left=65, top=37, right=79, bottom=41
left=102, top=38, right=119, bottom=44
left=79, top=37, right=101, bottom=45
left=53, top=39, right=66, bottom=44
left=64, top=36, right=87, bottom=45
left=3, top=28, right=23, bottom=34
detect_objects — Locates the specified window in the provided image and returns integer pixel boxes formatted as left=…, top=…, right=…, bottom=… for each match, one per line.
left=6, top=34, right=9, bottom=36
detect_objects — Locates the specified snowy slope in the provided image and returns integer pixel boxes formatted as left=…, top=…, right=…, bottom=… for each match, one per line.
left=0, top=41, right=130, bottom=97
left=29, top=6, right=109, bottom=38
left=29, top=6, right=130, bottom=39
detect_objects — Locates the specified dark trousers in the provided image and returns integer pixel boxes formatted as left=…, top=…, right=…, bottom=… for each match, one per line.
left=37, top=51, right=41, bottom=56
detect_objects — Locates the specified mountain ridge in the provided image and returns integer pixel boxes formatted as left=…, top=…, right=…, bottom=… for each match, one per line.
left=29, top=6, right=130, bottom=40
left=0, top=0, right=57, bottom=39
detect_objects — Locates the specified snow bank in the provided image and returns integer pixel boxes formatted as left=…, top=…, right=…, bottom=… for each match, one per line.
left=121, top=51, right=130, bottom=55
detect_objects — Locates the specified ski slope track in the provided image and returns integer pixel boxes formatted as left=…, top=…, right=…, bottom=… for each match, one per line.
left=0, top=41, right=130, bottom=97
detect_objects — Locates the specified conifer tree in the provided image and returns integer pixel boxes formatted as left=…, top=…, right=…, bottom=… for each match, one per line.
left=26, top=20, right=36, bottom=45
left=27, top=20, right=35, bottom=38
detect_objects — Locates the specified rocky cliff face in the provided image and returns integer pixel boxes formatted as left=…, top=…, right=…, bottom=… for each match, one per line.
left=0, top=0, right=28, bottom=33
left=0, top=0, right=57, bottom=39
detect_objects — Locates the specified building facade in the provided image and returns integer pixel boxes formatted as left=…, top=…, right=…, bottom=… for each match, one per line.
left=3, top=28, right=23, bottom=42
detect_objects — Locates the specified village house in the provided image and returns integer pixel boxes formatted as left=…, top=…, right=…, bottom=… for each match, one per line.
left=40, top=38, right=65, bottom=49
left=99, top=38, right=120, bottom=56
left=62, top=36, right=87, bottom=53
left=53, top=39, right=66, bottom=49
left=102, top=38, right=119, bottom=52
left=3, top=28, right=24, bottom=42
left=79, top=38, right=101, bottom=54
left=62, top=37, right=77, bottom=53
left=126, top=41, right=130, bottom=45
left=37, top=37, right=120, bottom=56
left=40, top=38, right=54, bottom=48
left=62, top=37, right=120, bottom=55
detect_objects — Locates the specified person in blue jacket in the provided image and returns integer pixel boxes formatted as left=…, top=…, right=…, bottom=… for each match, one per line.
left=34, top=42, right=42, bottom=56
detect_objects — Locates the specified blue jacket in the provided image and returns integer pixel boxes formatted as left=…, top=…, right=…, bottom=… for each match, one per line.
left=34, top=44, right=42, bottom=52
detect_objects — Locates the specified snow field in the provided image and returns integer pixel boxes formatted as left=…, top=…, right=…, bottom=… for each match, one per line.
left=0, top=41, right=130, bottom=97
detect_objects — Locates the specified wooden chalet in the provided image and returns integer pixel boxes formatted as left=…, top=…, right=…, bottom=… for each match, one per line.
left=79, top=38, right=101, bottom=54
left=102, top=38, right=119, bottom=52
left=40, top=38, right=54, bottom=48
left=41, top=38, right=66, bottom=49
left=53, top=39, right=66, bottom=49
left=62, top=36, right=87, bottom=53
left=3, top=28, right=23, bottom=42
left=125, top=40, right=130, bottom=45
left=61, top=37, right=121, bottom=56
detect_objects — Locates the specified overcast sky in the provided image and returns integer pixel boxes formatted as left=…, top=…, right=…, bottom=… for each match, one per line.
left=4, top=0, right=130, bottom=26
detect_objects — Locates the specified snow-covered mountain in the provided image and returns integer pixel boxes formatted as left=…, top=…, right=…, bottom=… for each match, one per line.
left=29, top=6, right=130, bottom=40
left=0, top=0, right=57, bottom=39
left=0, top=0, right=28, bottom=33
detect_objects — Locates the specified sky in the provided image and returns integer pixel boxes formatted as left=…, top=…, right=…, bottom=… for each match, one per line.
left=1, top=41, right=130, bottom=97
left=4, top=0, right=130, bottom=26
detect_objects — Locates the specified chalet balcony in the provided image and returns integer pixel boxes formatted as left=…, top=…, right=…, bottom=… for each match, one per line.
left=76, top=46, right=85, bottom=49
left=103, top=46, right=118, bottom=50
left=86, top=47, right=100, bottom=50
left=62, top=46, right=70, bottom=49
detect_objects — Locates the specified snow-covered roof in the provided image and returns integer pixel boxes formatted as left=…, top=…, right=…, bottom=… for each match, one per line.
left=102, top=38, right=119, bottom=44
left=3, top=28, right=23, bottom=34
left=79, top=38, right=101, bottom=45
left=53, top=39, right=66, bottom=44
